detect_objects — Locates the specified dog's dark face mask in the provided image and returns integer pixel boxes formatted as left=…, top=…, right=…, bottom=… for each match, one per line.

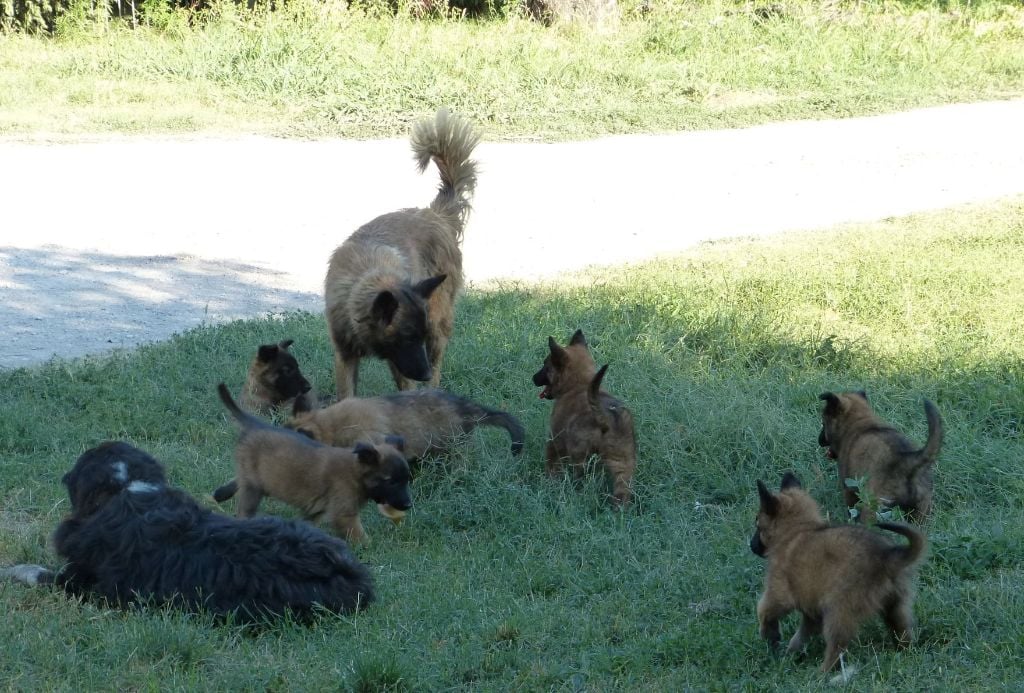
left=369, top=276, right=446, bottom=383
left=256, top=340, right=312, bottom=400
left=354, top=439, right=413, bottom=511
left=62, top=441, right=167, bottom=518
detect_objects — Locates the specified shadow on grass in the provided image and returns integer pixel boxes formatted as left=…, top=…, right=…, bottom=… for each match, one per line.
left=0, top=245, right=320, bottom=369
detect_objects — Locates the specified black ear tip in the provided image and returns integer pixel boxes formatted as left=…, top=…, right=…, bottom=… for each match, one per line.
left=818, top=392, right=831, bottom=401
left=279, top=338, right=295, bottom=349
left=780, top=472, right=802, bottom=490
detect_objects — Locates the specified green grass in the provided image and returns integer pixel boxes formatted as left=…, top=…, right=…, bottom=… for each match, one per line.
left=1, top=197, right=1023, bottom=689
left=2, top=0, right=1024, bottom=138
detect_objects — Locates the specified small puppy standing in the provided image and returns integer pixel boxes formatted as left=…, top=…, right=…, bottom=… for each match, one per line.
left=240, top=339, right=317, bottom=416
left=5, top=441, right=374, bottom=622
left=215, top=384, right=412, bottom=543
left=818, top=391, right=943, bottom=520
left=751, top=473, right=926, bottom=673
left=532, top=329, right=637, bottom=507
left=325, top=108, right=481, bottom=399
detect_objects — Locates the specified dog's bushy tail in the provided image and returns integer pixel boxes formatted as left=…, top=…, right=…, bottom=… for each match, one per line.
left=878, top=522, right=927, bottom=570
left=212, top=479, right=238, bottom=503
left=479, top=408, right=526, bottom=456
left=411, top=108, right=481, bottom=234
left=588, top=364, right=611, bottom=433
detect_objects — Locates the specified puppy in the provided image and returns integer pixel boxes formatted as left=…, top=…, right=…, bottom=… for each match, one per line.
left=532, top=329, right=637, bottom=507
left=214, top=383, right=411, bottom=543
left=819, top=391, right=943, bottom=520
left=239, top=339, right=317, bottom=417
left=289, top=388, right=525, bottom=460
left=2, top=441, right=374, bottom=622
left=751, top=472, right=926, bottom=672
left=324, top=108, right=481, bottom=399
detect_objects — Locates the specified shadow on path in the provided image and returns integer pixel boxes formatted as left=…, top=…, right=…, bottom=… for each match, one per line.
left=0, top=246, right=320, bottom=369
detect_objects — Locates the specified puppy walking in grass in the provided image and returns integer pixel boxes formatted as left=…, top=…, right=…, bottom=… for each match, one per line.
left=214, top=383, right=412, bottom=544
left=325, top=108, right=481, bottom=399
left=532, top=329, right=637, bottom=507
left=818, top=391, right=943, bottom=521
left=751, top=473, right=926, bottom=673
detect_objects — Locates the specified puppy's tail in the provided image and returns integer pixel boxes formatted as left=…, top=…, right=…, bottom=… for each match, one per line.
left=918, top=399, right=944, bottom=468
left=479, top=408, right=526, bottom=456
left=877, top=522, right=927, bottom=570
left=212, top=479, right=239, bottom=503
left=588, top=364, right=611, bottom=434
left=411, top=108, right=481, bottom=234
left=218, top=382, right=264, bottom=430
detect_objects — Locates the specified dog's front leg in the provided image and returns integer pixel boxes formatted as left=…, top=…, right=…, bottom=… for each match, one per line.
left=426, top=333, right=448, bottom=389
left=386, top=361, right=416, bottom=392
left=334, top=351, right=360, bottom=400
left=756, top=593, right=787, bottom=649
left=333, top=514, right=366, bottom=544
left=544, top=442, right=563, bottom=478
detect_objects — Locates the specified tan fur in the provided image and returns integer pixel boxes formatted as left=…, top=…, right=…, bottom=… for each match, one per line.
left=239, top=339, right=317, bottom=417
left=288, top=388, right=524, bottom=460
left=214, top=384, right=411, bottom=544
left=819, top=392, right=943, bottom=521
left=533, top=330, right=637, bottom=507
left=325, top=109, right=480, bottom=399
left=752, top=474, right=926, bottom=672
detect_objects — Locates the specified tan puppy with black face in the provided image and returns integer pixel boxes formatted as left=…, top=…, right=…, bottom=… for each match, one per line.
left=751, top=472, right=926, bottom=673
left=214, top=384, right=412, bottom=544
left=239, top=339, right=317, bottom=417
left=818, top=391, right=943, bottom=521
left=532, top=329, right=637, bottom=507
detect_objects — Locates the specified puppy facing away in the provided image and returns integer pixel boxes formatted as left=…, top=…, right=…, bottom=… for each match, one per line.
left=214, top=383, right=412, bottom=543
left=288, top=388, right=525, bottom=460
left=751, top=472, right=926, bottom=672
left=324, top=108, right=481, bottom=399
left=532, top=329, right=637, bottom=507
left=239, top=339, right=317, bottom=416
left=818, top=391, right=943, bottom=521
left=1, top=441, right=374, bottom=622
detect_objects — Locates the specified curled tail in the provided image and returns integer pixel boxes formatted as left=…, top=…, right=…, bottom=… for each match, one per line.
left=212, top=479, right=238, bottom=503
left=218, top=382, right=264, bottom=429
left=480, top=409, right=526, bottom=456
left=411, top=108, right=481, bottom=233
left=877, top=522, right=927, bottom=570
left=589, top=364, right=611, bottom=433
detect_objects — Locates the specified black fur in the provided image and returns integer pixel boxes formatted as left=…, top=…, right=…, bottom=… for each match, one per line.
left=51, top=441, right=374, bottom=622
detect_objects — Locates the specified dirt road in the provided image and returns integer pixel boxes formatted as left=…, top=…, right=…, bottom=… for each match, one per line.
left=2, top=98, right=1023, bottom=368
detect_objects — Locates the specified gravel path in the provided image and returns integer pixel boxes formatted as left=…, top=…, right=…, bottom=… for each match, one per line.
left=2, top=98, right=1023, bottom=369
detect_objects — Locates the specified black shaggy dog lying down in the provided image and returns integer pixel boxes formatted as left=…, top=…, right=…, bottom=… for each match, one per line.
left=3, top=441, right=374, bottom=622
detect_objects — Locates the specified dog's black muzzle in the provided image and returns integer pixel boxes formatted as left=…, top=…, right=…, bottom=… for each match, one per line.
left=749, top=532, right=767, bottom=558
left=532, top=368, right=549, bottom=388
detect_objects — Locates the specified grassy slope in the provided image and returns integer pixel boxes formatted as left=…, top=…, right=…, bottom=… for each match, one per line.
left=1, top=197, right=1022, bottom=689
left=1, top=0, right=1024, bottom=139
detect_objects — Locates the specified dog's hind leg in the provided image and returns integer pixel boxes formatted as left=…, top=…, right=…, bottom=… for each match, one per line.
left=605, top=458, right=635, bottom=508
left=821, top=615, right=855, bottom=671
left=787, top=613, right=821, bottom=653
left=235, top=484, right=263, bottom=518
left=883, top=597, right=914, bottom=648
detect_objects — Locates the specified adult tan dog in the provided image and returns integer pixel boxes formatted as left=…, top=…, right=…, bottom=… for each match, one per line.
left=751, top=472, right=926, bottom=673
left=325, top=108, right=481, bottom=399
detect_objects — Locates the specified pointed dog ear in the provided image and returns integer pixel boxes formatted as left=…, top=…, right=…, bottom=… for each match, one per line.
left=857, top=389, right=868, bottom=400
left=757, top=480, right=779, bottom=517
left=257, top=344, right=280, bottom=362
left=569, top=329, right=587, bottom=347
left=780, top=472, right=802, bottom=490
left=819, top=392, right=841, bottom=414
left=371, top=291, right=399, bottom=326
left=278, top=339, right=295, bottom=350
left=414, top=274, right=447, bottom=299
left=548, top=336, right=568, bottom=368
left=353, top=443, right=380, bottom=466
left=384, top=435, right=405, bottom=452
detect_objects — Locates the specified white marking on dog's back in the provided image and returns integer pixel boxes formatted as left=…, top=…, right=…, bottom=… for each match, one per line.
left=127, top=480, right=160, bottom=494
left=111, top=461, right=128, bottom=483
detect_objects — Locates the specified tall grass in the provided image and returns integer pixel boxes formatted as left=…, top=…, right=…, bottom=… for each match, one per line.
left=1, top=0, right=1023, bottom=137
left=1, top=197, right=1022, bottom=689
